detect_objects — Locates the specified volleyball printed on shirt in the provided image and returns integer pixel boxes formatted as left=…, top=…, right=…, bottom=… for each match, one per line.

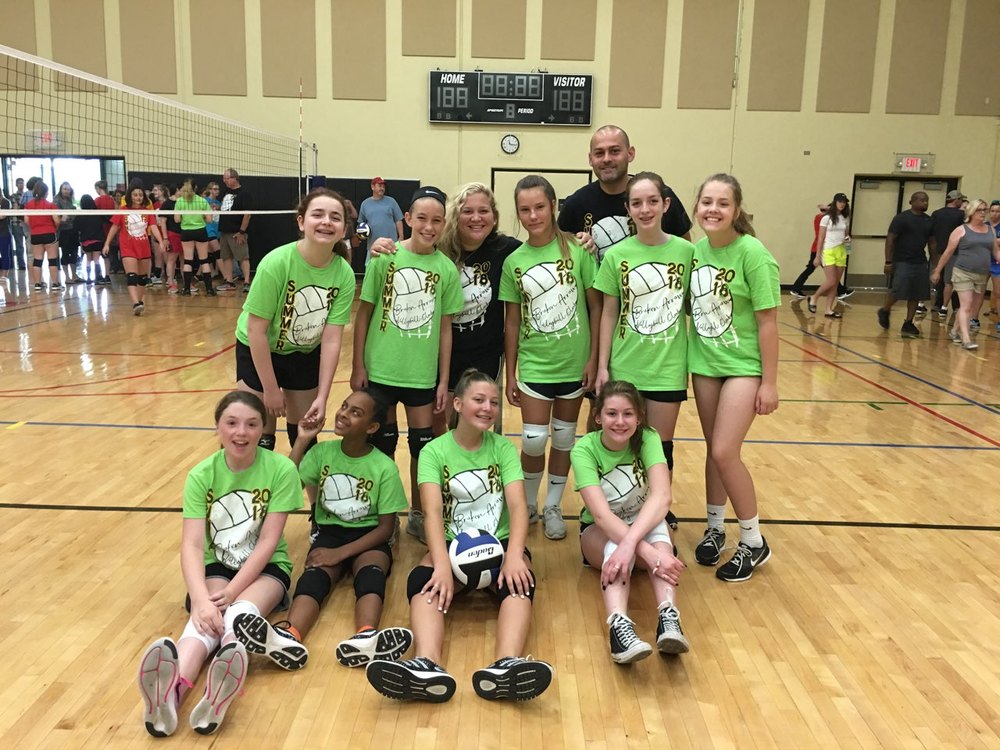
left=287, top=284, right=331, bottom=347
left=519, top=262, right=580, bottom=338
left=125, top=212, right=148, bottom=239
left=209, top=490, right=262, bottom=569
left=590, top=216, right=632, bottom=263
left=319, top=472, right=370, bottom=522
left=600, top=464, right=646, bottom=524
left=689, top=264, right=739, bottom=347
left=625, top=262, right=683, bottom=342
left=390, top=267, right=435, bottom=338
left=453, top=264, right=492, bottom=332
left=446, top=468, right=503, bottom=537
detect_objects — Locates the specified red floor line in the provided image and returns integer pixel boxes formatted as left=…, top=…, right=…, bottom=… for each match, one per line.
left=0, top=379, right=352, bottom=398
left=0, top=348, right=201, bottom=359
left=0, top=343, right=237, bottom=394
left=782, top=337, right=1000, bottom=448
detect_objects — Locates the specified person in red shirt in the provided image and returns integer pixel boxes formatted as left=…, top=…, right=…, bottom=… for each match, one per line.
left=789, top=203, right=852, bottom=300
left=102, top=185, right=163, bottom=316
left=93, top=180, right=116, bottom=285
left=25, top=181, right=63, bottom=292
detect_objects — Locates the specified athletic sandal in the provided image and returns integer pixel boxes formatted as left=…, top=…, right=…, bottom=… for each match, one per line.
left=233, top=613, right=308, bottom=671
left=365, top=656, right=457, bottom=702
left=336, top=626, right=413, bottom=667
left=824, top=311, right=842, bottom=319
left=137, top=637, right=180, bottom=737
left=189, top=641, right=248, bottom=735
left=472, top=656, right=553, bottom=701
left=806, top=297, right=816, bottom=313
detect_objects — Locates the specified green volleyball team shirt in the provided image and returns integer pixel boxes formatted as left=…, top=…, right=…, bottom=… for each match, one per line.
left=687, top=234, right=780, bottom=377
left=299, top=440, right=407, bottom=528
left=594, top=235, right=695, bottom=391
left=498, top=238, right=597, bottom=383
left=183, top=448, right=303, bottom=575
left=360, top=245, right=463, bottom=389
left=174, top=195, right=210, bottom=231
left=417, top=431, right=524, bottom=542
left=571, top=429, right=666, bottom=525
left=236, top=242, right=355, bottom=354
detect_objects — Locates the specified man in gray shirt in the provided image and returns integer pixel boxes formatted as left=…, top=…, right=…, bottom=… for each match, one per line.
left=357, top=177, right=403, bottom=265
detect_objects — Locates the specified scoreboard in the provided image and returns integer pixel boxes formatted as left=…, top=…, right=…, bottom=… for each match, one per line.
left=429, top=71, right=592, bottom=126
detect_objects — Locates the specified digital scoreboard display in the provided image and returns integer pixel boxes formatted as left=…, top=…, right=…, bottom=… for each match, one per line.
left=429, top=71, right=592, bottom=126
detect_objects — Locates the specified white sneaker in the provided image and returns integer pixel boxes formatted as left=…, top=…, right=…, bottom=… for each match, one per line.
left=405, top=509, right=426, bottom=543
left=472, top=656, right=553, bottom=701
left=233, top=613, right=308, bottom=670
left=189, top=641, right=248, bottom=735
left=137, top=637, right=180, bottom=737
left=366, top=656, right=457, bottom=702
left=336, top=627, right=413, bottom=667
left=527, top=505, right=539, bottom=524
left=542, top=506, right=566, bottom=540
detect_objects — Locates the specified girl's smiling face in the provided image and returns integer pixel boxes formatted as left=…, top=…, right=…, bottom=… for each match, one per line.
left=453, top=380, right=500, bottom=432
left=333, top=391, right=379, bottom=439
left=595, top=394, right=640, bottom=448
left=627, top=179, right=669, bottom=233
left=696, top=180, right=739, bottom=235
left=216, top=402, right=263, bottom=463
left=405, top=198, right=446, bottom=250
left=516, top=187, right=556, bottom=243
left=298, top=195, right=346, bottom=246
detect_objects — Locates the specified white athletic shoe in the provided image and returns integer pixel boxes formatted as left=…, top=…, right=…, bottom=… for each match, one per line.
left=137, top=637, right=180, bottom=737
left=189, top=641, right=248, bottom=735
left=335, top=627, right=413, bottom=667
left=233, top=613, right=309, bottom=670
left=542, top=506, right=567, bottom=540
left=366, top=656, right=456, bottom=702
left=472, top=656, right=553, bottom=701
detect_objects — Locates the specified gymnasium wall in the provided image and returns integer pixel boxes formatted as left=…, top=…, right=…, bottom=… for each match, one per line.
left=2, top=0, right=999, bottom=283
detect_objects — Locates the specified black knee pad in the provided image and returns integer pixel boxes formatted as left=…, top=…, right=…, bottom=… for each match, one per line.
left=126, top=273, right=139, bottom=287
left=209, top=250, right=220, bottom=265
left=407, top=426, right=434, bottom=460
left=354, top=564, right=387, bottom=601
left=138, top=275, right=150, bottom=286
left=406, top=565, right=434, bottom=601
left=258, top=433, right=276, bottom=451
left=371, top=424, right=399, bottom=458
left=33, top=258, right=44, bottom=268
left=661, top=440, right=674, bottom=471
left=293, top=567, right=333, bottom=605
left=497, top=569, right=536, bottom=603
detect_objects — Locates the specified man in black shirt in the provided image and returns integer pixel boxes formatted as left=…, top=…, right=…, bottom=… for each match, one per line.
left=928, top=189, right=966, bottom=317
left=219, top=168, right=252, bottom=292
left=877, top=191, right=932, bottom=337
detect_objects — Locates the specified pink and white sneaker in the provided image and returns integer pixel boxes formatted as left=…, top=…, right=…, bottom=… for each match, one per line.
left=189, top=641, right=248, bottom=735
left=137, top=637, right=180, bottom=737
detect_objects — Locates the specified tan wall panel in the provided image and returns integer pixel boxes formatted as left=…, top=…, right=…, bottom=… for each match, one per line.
left=261, top=0, right=316, bottom=98
left=332, top=0, right=385, bottom=100
left=747, top=0, right=808, bottom=112
left=608, top=0, right=667, bottom=108
left=119, top=0, right=177, bottom=94
left=0, top=5, right=39, bottom=91
left=50, top=0, right=107, bottom=91
left=541, top=0, right=597, bottom=61
left=885, top=0, right=948, bottom=115
left=955, top=0, right=1000, bottom=116
left=678, top=0, right=739, bottom=110
left=816, top=0, right=880, bottom=113
left=0, top=2, right=37, bottom=53
left=402, top=0, right=456, bottom=57
left=191, top=0, right=246, bottom=96
left=471, top=0, right=526, bottom=59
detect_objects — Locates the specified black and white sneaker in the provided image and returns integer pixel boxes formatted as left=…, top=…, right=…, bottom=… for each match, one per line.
left=789, top=289, right=806, bottom=299
left=132, top=302, right=144, bottom=316
left=366, top=657, right=457, bottom=702
left=472, top=656, right=553, bottom=701
left=694, top=527, right=726, bottom=566
left=837, top=288, right=855, bottom=300
left=608, top=613, right=652, bottom=664
left=233, top=613, right=309, bottom=670
left=33, top=282, right=44, bottom=291
left=655, top=604, right=690, bottom=655
left=716, top=537, right=771, bottom=582
left=665, top=510, right=678, bottom=530
left=336, top=626, right=413, bottom=667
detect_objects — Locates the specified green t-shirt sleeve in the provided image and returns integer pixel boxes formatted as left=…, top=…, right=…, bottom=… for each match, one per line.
left=439, top=262, right=464, bottom=316
left=497, top=436, right=524, bottom=485
left=593, top=252, right=620, bottom=296
left=327, top=260, right=356, bottom=326
left=639, top=429, right=667, bottom=468
left=746, top=247, right=781, bottom=311
left=268, top=454, right=304, bottom=513
left=577, top=244, right=598, bottom=289
left=374, top=458, right=408, bottom=515
left=241, top=252, right=283, bottom=322
left=182, top=460, right=210, bottom=519
left=298, top=442, right=323, bottom=486
left=498, top=256, right=520, bottom=303
left=571, top=436, right=602, bottom=491
left=416, top=440, right=444, bottom=486
left=359, top=255, right=385, bottom=305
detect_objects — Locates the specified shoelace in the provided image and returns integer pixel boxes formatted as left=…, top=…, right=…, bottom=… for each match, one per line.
left=612, top=617, right=643, bottom=647
left=729, top=542, right=753, bottom=564
left=659, top=608, right=682, bottom=632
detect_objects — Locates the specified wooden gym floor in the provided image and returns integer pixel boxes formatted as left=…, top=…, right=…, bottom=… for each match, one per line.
left=0, top=274, right=998, bottom=749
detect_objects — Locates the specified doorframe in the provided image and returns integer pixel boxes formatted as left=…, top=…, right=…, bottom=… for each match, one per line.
left=850, top=174, right=961, bottom=240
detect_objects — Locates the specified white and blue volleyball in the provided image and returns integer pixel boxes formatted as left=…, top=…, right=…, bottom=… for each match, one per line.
left=448, top=529, right=505, bottom=590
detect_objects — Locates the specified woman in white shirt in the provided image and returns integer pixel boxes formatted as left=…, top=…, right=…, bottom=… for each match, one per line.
left=807, top=193, right=851, bottom=318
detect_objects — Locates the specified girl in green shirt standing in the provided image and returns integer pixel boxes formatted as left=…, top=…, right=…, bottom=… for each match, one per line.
left=173, top=178, right=215, bottom=296
left=687, top=174, right=780, bottom=583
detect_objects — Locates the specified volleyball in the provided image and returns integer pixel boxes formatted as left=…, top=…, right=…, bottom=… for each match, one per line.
left=449, top=529, right=505, bottom=591
left=519, top=262, right=576, bottom=334
left=390, top=267, right=435, bottom=331
left=590, top=216, right=632, bottom=259
left=288, top=285, right=330, bottom=346
left=356, top=222, right=370, bottom=240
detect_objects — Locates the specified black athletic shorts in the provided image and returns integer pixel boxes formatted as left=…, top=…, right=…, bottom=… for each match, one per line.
left=518, top=380, right=585, bottom=401
left=311, top=523, right=393, bottom=573
left=235, top=340, right=321, bottom=392
left=639, top=388, right=688, bottom=403
left=448, top=348, right=502, bottom=390
left=367, top=379, right=435, bottom=408
left=184, top=561, right=292, bottom=611
left=31, top=233, right=56, bottom=245
left=181, top=228, right=210, bottom=243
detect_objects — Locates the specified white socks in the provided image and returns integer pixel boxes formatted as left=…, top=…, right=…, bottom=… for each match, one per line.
left=707, top=504, right=727, bottom=531
left=738, top=514, right=763, bottom=548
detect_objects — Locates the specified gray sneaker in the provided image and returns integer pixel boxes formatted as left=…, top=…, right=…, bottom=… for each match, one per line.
left=405, top=509, right=426, bottom=543
left=527, top=505, right=539, bottom=524
left=542, top=506, right=566, bottom=540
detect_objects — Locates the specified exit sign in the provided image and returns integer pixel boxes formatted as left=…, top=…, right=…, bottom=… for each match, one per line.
left=894, top=152, right=934, bottom=174
left=900, top=156, right=922, bottom=172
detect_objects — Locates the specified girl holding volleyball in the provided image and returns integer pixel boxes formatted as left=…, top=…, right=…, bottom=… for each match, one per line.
left=594, top=171, right=695, bottom=484
left=351, top=187, right=463, bottom=541
left=136, top=391, right=302, bottom=737
left=235, top=188, right=356, bottom=452
left=688, top=174, right=780, bottom=582
left=571, top=380, right=688, bottom=663
left=232, top=387, right=413, bottom=670
left=499, top=175, right=600, bottom=541
left=365, top=369, right=552, bottom=703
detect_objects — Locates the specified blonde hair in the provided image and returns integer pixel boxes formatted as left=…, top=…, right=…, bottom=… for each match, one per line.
left=694, top=173, right=756, bottom=237
left=439, top=182, right=500, bottom=265
left=179, top=179, right=196, bottom=201
left=514, top=174, right=575, bottom=262
left=965, top=198, right=988, bottom=222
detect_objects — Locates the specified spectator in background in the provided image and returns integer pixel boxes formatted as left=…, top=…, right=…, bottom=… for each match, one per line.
left=26, top=180, right=62, bottom=292
left=789, top=203, right=852, bottom=300
left=55, top=181, right=82, bottom=284
left=877, top=191, right=932, bottom=338
left=158, top=184, right=184, bottom=294
left=928, top=189, right=966, bottom=319
left=987, top=200, right=1000, bottom=324
left=357, top=177, right=403, bottom=265
left=93, top=180, right=116, bottom=284
left=9, top=177, right=28, bottom=270
left=0, top=190, right=13, bottom=284
left=219, top=168, right=252, bottom=293
left=203, top=182, right=224, bottom=285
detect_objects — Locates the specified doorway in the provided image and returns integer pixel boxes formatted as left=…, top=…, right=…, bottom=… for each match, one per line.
left=2, top=155, right=126, bottom=203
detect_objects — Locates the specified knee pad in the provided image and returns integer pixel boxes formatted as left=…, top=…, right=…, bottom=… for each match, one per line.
left=371, top=424, right=399, bottom=458
left=180, top=616, right=221, bottom=653
left=407, top=426, right=434, bottom=460
left=406, top=565, right=434, bottom=601
left=497, top=569, right=536, bottom=603
left=661, top=440, right=674, bottom=471
left=138, top=275, right=150, bottom=287
left=209, top=250, right=220, bottom=264
left=126, top=273, right=139, bottom=287
left=550, top=418, right=577, bottom=452
left=521, top=423, right=549, bottom=457
left=223, top=599, right=260, bottom=636
left=353, top=564, right=387, bottom=601
left=294, top=567, right=334, bottom=605
left=33, top=258, right=44, bottom=268
left=258, top=433, right=276, bottom=451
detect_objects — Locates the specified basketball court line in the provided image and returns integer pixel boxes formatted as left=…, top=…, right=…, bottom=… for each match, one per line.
left=0, top=348, right=203, bottom=359
left=0, top=308, right=87, bottom=335
left=2, top=501, right=998, bottom=533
